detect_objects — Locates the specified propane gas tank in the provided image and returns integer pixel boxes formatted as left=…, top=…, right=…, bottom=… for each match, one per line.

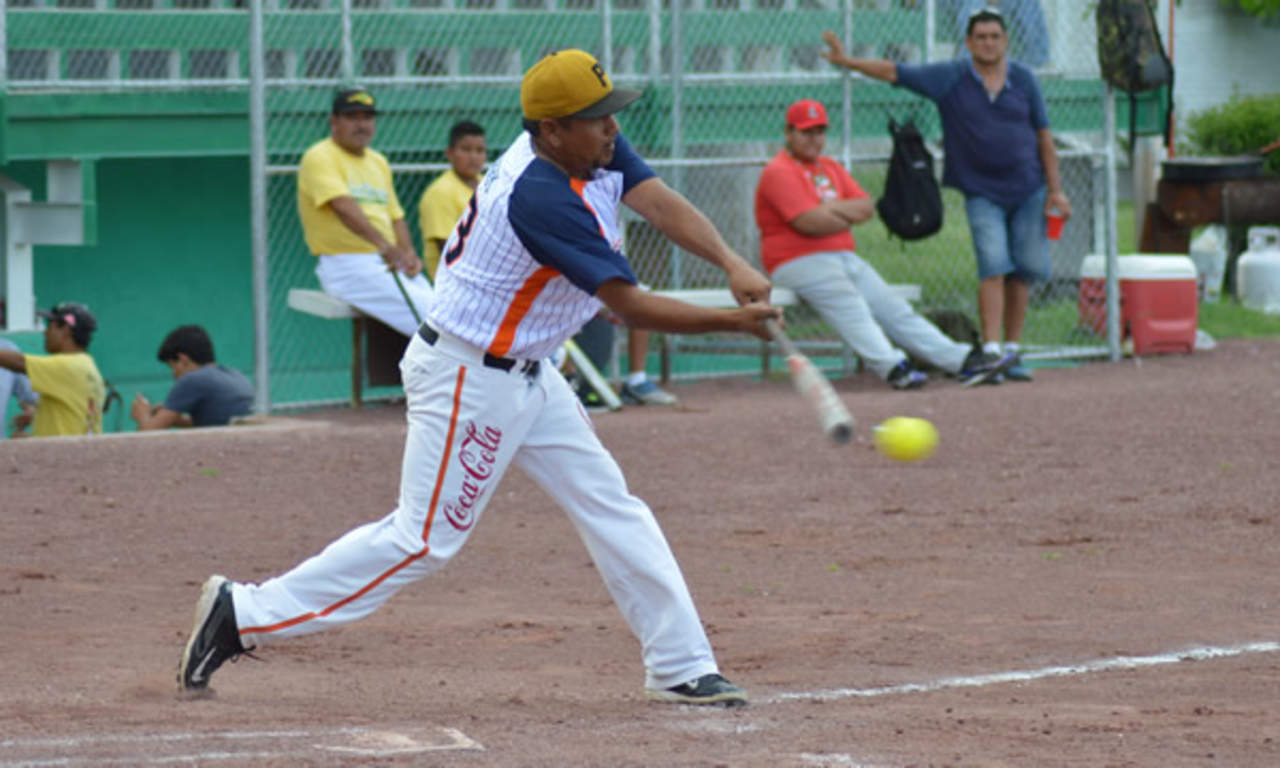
left=1237, top=227, right=1280, bottom=315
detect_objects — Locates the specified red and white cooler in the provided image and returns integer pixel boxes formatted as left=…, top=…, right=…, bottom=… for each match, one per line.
left=1078, top=254, right=1198, bottom=355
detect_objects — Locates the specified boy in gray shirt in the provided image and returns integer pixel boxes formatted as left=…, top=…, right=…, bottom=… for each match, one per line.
left=132, top=325, right=253, bottom=429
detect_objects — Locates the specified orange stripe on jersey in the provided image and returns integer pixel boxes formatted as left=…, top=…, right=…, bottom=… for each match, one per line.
left=239, top=366, right=469, bottom=639
left=239, top=549, right=431, bottom=636
left=487, top=265, right=560, bottom=357
left=569, top=177, right=608, bottom=238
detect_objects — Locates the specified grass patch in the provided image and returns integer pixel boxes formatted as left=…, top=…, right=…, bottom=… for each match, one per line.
left=1198, top=301, right=1280, bottom=338
left=1117, top=199, right=1136, bottom=253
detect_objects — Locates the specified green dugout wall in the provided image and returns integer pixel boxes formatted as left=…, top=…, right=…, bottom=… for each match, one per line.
left=1, top=156, right=253, bottom=433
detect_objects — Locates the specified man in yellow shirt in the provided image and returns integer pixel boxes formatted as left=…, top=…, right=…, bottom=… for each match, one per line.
left=417, top=120, right=486, bottom=282
left=0, top=301, right=105, bottom=437
left=297, top=87, right=433, bottom=336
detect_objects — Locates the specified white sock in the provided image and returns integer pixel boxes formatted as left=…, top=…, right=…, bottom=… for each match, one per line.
left=626, top=371, right=648, bottom=387
left=1004, top=342, right=1021, bottom=354
left=983, top=341, right=1001, bottom=356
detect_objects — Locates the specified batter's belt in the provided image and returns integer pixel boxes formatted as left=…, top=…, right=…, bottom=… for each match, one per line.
left=418, top=324, right=541, bottom=377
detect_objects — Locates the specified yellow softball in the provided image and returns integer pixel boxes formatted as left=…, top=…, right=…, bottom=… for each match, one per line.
left=873, top=416, right=939, bottom=462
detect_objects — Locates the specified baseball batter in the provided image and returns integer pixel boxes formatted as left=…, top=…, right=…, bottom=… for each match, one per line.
left=179, top=49, right=781, bottom=706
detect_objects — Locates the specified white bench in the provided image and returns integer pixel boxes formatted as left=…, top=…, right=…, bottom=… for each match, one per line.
left=652, top=285, right=920, bottom=307
left=651, top=284, right=921, bottom=380
left=289, top=283, right=924, bottom=397
left=287, top=288, right=372, bottom=408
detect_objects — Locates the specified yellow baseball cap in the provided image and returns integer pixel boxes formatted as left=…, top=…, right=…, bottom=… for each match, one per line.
left=521, top=49, right=642, bottom=121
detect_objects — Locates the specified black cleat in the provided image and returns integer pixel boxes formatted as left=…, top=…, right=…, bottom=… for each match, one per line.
left=886, top=360, right=928, bottom=391
left=647, top=673, right=749, bottom=707
left=959, top=349, right=1016, bottom=388
left=178, top=575, right=246, bottom=694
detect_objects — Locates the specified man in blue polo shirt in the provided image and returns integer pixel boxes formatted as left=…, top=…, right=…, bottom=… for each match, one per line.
left=821, top=7, right=1070, bottom=382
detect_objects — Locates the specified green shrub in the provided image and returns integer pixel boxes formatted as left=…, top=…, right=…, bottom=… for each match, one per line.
left=1218, top=0, right=1280, bottom=21
left=1183, top=92, right=1280, bottom=175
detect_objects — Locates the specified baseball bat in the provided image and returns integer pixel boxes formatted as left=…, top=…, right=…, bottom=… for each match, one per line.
left=563, top=339, right=624, bottom=411
left=764, top=319, right=854, bottom=444
left=390, top=268, right=424, bottom=326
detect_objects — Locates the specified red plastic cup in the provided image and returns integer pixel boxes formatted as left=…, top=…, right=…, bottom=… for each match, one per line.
left=1046, top=212, right=1064, bottom=240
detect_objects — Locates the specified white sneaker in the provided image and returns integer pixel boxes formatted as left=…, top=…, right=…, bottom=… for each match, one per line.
left=620, top=379, right=678, bottom=406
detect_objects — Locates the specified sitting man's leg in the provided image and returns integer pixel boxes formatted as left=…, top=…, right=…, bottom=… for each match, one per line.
left=621, top=328, right=678, bottom=405
left=772, top=250, right=925, bottom=390
left=316, top=253, right=434, bottom=337
left=845, top=252, right=1013, bottom=387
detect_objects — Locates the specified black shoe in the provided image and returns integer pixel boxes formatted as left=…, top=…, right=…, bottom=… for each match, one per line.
left=178, top=575, right=246, bottom=693
left=959, top=349, right=1016, bottom=388
left=886, top=360, right=928, bottom=391
left=647, top=673, right=749, bottom=707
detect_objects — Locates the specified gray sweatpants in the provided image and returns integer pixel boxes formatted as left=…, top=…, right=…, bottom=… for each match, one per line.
left=771, top=250, right=970, bottom=380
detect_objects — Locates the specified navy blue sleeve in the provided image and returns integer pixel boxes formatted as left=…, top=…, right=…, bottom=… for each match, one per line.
left=508, top=161, right=638, bottom=295
left=895, top=60, right=965, bottom=103
left=607, top=133, right=657, bottom=194
left=1013, top=64, right=1050, bottom=130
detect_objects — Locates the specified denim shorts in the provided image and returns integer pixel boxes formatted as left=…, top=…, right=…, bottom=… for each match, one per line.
left=965, top=186, right=1051, bottom=283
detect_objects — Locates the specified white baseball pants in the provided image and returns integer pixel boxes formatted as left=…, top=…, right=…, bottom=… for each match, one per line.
left=230, top=328, right=718, bottom=690
left=315, top=252, right=434, bottom=337
left=771, top=250, right=971, bottom=378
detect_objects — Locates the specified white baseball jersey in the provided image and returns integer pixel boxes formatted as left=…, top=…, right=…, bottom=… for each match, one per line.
left=428, top=132, right=652, bottom=360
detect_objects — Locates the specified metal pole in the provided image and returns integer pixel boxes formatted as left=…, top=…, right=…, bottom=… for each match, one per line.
left=840, top=0, right=852, bottom=169
left=249, top=0, right=272, bottom=411
left=601, top=0, right=613, bottom=72
left=0, top=1, right=8, bottom=86
left=1103, top=84, right=1121, bottom=361
left=669, top=0, right=685, bottom=289
left=925, top=0, right=936, bottom=63
left=341, top=0, right=355, bottom=82
left=647, top=0, right=661, bottom=87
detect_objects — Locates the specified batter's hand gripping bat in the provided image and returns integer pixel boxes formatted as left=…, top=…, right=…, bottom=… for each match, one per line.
left=764, top=319, right=854, bottom=444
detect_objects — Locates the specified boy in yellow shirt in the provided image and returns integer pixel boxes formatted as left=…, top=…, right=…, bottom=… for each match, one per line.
left=0, top=302, right=105, bottom=437
left=417, top=120, right=486, bottom=281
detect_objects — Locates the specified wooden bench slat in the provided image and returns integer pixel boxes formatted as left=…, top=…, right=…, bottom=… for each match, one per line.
left=287, top=288, right=359, bottom=319
left=653, top=284, right=919, bottom=308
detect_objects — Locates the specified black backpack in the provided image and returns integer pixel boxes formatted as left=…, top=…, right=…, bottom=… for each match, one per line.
left=1096, top=0, right=1174, bottom=153
left=876, top=118, right=943, bottom=241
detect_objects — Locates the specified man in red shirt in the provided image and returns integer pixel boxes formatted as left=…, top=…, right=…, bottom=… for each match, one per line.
left=753, top=99, right=1013, bottom=389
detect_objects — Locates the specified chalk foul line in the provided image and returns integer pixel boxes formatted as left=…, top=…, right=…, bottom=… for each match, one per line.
left=770, top=641, right=1280, bottom=703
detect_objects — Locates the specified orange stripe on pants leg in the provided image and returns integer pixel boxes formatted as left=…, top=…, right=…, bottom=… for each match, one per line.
left=239, top=366, right=469, bottom=639
left=423, top=366, right=467, bottom=541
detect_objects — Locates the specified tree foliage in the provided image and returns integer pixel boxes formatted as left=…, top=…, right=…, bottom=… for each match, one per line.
left=1183, top=92, right=1280, bottom=175
left=1218, top=0, right=1280, bottom=21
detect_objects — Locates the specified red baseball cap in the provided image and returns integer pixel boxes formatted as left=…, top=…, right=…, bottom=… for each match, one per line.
left=786, top=99, right=828, bottom=130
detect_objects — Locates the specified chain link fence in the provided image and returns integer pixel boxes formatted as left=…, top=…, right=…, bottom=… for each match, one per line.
left=6, top=0, right=1120, bottom=408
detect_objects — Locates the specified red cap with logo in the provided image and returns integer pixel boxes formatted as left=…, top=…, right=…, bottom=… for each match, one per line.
left=785, top=99, right=828, bottom=130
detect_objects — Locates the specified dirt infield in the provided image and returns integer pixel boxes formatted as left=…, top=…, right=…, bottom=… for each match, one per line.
left=4, top=339, right=1280, bottom=767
